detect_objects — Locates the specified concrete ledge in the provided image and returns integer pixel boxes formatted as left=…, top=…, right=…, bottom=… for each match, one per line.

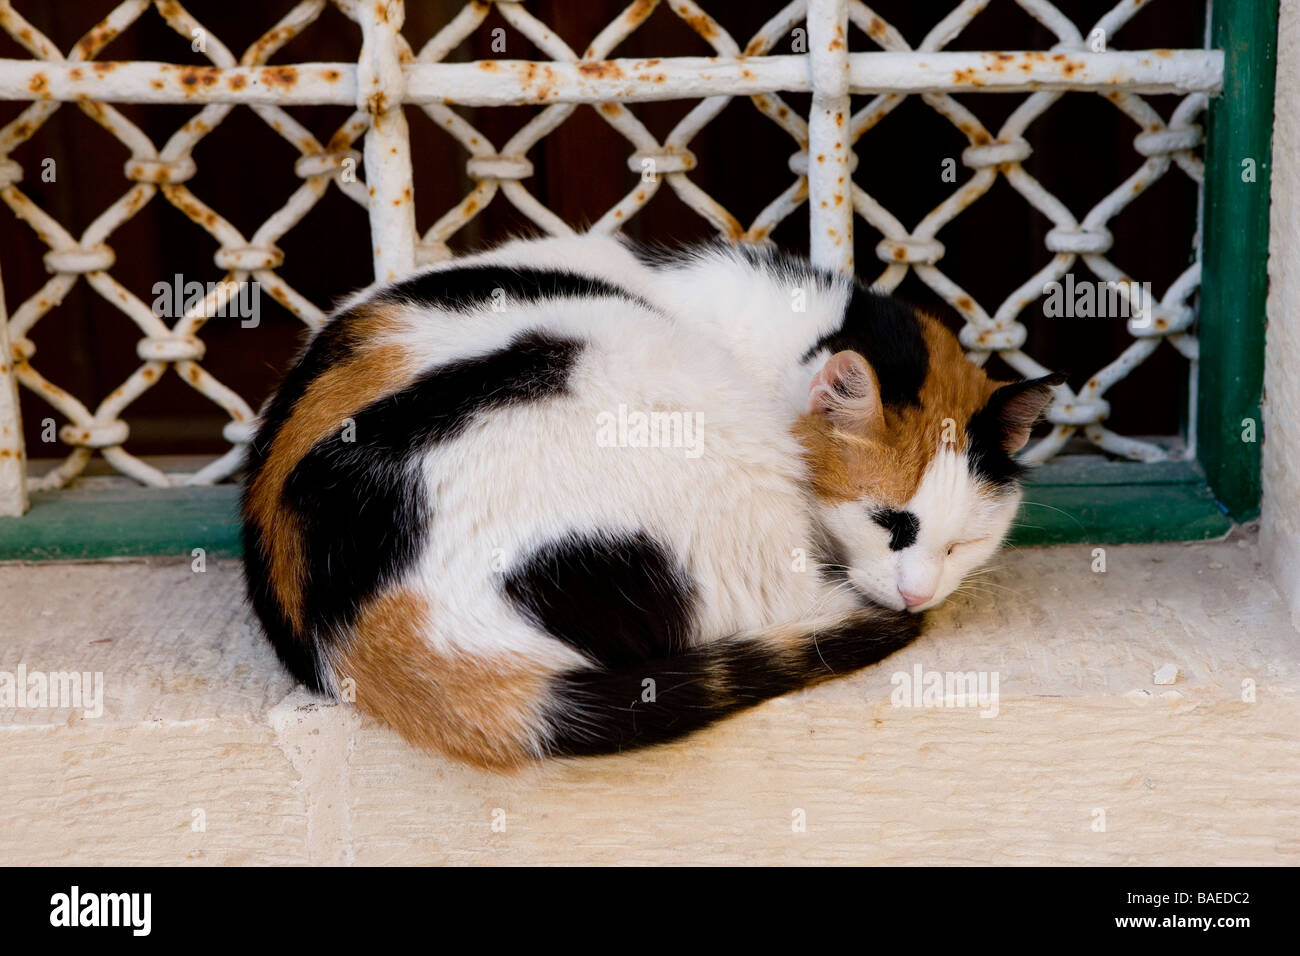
left=2, top=530, right=1297, bottom=865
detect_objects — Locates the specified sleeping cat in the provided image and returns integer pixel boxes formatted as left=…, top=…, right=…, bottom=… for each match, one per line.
left=241, top=235, right=1061, bottom=767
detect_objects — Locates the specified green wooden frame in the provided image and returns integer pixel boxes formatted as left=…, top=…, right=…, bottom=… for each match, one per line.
left=1197, top=0, right=1279, bottom=522
left=0, top=1, right=1280, bottom=561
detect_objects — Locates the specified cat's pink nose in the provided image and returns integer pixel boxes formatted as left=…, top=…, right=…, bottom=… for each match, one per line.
left=900, top=589, right=933, bottom=608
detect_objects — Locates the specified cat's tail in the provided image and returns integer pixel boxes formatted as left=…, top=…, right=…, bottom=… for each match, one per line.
left=538, top=606, right=922, bottom=760
left=332, top=597, right=920, bottom=768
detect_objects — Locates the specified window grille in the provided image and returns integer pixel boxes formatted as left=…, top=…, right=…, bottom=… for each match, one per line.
left=0, top=0, right=1276, bottom=557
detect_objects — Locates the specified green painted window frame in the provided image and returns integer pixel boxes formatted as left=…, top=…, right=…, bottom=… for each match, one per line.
left=0, top=1, right=1279, bottom=560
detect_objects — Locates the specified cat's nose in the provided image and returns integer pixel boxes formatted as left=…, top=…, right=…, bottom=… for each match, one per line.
left=899, top=588, right=933, bottom=608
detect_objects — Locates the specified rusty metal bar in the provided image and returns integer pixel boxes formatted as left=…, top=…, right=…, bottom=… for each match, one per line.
left=0, top=256, right=25, bottom=516
left=0, top=50, right=1223, bottom=106
left=356, top=0, right=415, bottom=281
left=807, top=0, right=854, bottom=271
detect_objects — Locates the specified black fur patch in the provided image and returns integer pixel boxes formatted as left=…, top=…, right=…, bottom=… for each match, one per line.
left=241, top=309, right=389, bottom=690
left=503, top=532, right=697, bottom=669
left=374, top=265, right=654, bottom=315
left=544, top=608, right=922, bottom=758
left=872, top=508, right=919, bottom=551
left=965, top=405, right=1026, bottom=488
left=277, top=330, right=582, bottom=646
left=802, top=283, right=930, bottom=407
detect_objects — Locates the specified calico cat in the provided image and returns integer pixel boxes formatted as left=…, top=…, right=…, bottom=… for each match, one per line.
left=242, top=235, right=1061, bottom=767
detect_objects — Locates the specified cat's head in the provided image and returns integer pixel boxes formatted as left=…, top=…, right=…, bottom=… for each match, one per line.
left=795, top=312, right=1064, bottom=613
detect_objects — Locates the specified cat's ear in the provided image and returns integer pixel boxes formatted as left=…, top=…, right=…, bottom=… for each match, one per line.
left=987, top=372, right=1066, bottom=453
left=808, top=350, right=884, bottom=436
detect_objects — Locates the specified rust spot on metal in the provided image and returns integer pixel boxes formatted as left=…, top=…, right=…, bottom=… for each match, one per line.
left=628, top=0, right=656, bottom=25
left=463, top=199, right=478, bottom=214
left=956, top=296, right=974, bottom=311
left=599, top=103, right=620, bottom=116
left=868, top=16, right=886, bottom=38
left=186, top=366, right=201, bottom=384
left=229, top=73, right=248, bottom=91
left=741, top=68, right=754, bottom=79
left=244, top=25, right=296, bottom=63
left=777, top=106, right=789, bottom=119
left=478, top=60, right=499, bottom=71
left=262, top=65, right=298, bottom=89
left=578, top=61, right=623, bottom=79
left=91, top=60, right=116, bottom=75
left=675, top=4, right=718, bottom=40
left=635, top=191, right=646, bottom=201
left=27, top=73, right=48, bottom=95
left=973, top=131, right=991, bottom=145
left=325, top=69, right=341, bottom=82
left=74, top=22, right=120, bottom=59
left=953, top=68, right=984, bottom=87
left=150, top=78, right=164, bottom=90
left=829, top=38, right=844, bottom=51
left=179, top=67, right=219, bottom=92
left=1155, top=48, right=1173, bottom=58
left=141, top=367, right=156, bottom=382
left=375, top=1, right=389, bottom=24
left=368, top=90, right=388, bottom=114
left=892, top=247, right=906, bottom=261
left=816, top=154, right=825, bottom=163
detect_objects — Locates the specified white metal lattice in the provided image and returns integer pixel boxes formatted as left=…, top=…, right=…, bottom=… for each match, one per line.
left=0, top=0, right=1223, bottom=516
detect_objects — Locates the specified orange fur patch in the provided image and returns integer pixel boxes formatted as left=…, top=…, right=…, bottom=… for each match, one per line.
left=797, top=312, right=1005, bottom=507
left=246, top=303, right=414, bottom=628
left=332, top=589, right=549, bottom=769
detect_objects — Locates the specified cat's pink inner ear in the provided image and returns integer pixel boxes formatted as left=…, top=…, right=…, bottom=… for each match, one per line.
left=808, top=350, right=884, bottom=436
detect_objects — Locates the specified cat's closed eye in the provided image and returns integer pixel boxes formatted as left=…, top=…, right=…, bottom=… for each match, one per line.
left=947, top=537, right=990, bottom=556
